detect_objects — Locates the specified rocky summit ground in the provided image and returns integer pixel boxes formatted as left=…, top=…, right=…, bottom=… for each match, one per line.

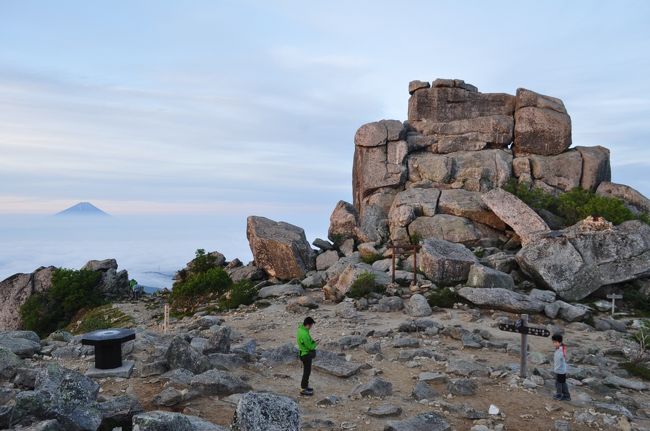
left=4, top=290, right=650, bottom=431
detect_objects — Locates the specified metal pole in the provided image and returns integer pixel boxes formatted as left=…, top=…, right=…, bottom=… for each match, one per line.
left=412, top=246, right=417, bottom=286
left=611, top=296, right=615, bottom=317
left=520, top=314, right=528, bottom=378
left=391, top=246, right=396, bottom=284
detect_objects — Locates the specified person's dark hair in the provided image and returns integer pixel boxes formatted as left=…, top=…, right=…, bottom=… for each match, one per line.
left=551, top=334, right=563, bottom=343
left=303, top=317, right=315, bottom=326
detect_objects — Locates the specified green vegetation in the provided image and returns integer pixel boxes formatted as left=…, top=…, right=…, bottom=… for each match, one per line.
left=347, top=272, right=384, bottom=298
left=67, top=305, right=134, bottom=335
left=621, top=362, right=650, bottom=381
left=622, top=284, right=650, bottom=317
left=172, top=248, right=262, bottom=313
left=409, top=232, right=423, bottom=245
left=220, top=280, right=258, bottom=310
left=20, top=268, right=103, bottom=337
left=361, top=253, right=384, bottom=265
left=426, top=287, right=462, bottom=309
left=504, top=179, right=648, bottom=227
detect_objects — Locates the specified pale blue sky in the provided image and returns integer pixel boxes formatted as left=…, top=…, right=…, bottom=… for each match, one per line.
left=1, top=0, right=649, bottom=215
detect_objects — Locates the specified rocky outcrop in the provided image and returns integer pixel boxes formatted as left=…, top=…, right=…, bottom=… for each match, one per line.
left=481, top=188, right=550, bottom=245
left=0, top=266, right=55, bottom=331
left=517, top=219, right=650, bottom=300
left=246, top=216, right=315, bottom=280
left=340, top=78, right=616, bottom=254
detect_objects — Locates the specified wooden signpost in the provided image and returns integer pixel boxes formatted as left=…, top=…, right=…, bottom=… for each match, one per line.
left=388, top=243, right=420, bottom=286
left=606, top=293, right=623, bottom=317
left=498, top=314, right=551, bottom=378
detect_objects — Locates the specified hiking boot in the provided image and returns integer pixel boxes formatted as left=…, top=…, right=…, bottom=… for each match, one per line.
left=300, top=388, right=313, bottom=396
left=553, top=394, right=563, bottom=400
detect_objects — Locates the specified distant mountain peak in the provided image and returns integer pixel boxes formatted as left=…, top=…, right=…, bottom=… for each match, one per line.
left=56, top=202, right=110, bottom=217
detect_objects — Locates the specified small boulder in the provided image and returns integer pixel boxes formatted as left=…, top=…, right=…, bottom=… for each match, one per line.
left=190, top=370, right=251, bottom=396
left=384, top=412, right=451, bottom=431
left=404, top=294, right=432, bottom=317
left=447, top=378, right=477, bottom=396
left=351, top=378, right=393, bottom=398
left=165, top=337, right=210, bottom=374
left=467, top=264, right=514, bottom=290
left=231, top=392, right=299, bottom=431
left=412, top=381, right=439, bottom=401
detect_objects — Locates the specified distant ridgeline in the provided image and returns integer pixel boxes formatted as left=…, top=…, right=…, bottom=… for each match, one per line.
left=56, top=202, right=110, bottom=217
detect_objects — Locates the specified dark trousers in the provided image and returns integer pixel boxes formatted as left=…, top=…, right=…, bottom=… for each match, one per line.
left=555, top=373, right=570, bottom=399
left=300, top=351, right=315, bottom=389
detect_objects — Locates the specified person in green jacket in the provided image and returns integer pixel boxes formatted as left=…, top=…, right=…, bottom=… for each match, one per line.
left=296, top=316, right=318, bottom=396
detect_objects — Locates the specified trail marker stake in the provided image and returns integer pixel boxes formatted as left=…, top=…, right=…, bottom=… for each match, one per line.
left=498, top=313, right=551, bottom=378
left=606, top=293, right=623, bottom=317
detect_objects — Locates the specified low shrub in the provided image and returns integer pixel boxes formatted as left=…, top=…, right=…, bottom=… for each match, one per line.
left=20, top=268, right=104, bottom=337
left=67, top=305, right=134, bottom=334
left=427, top=287, right=461, bottom=309
left=347, top=272, right=384, bottom=298
left=409, top=232, right=423, bottom=245
left=220, top=280, right=257, bottom=309
left=172, top=267, right=232, bottom=310
left=621, top=362, right=650, bottom=381
left=504, top=180, right=647, bottom=227
left=361, top=253, right=384, bottom=265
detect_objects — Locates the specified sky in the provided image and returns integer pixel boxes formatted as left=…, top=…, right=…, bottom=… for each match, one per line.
left=0, top=1, right=649, bottom=283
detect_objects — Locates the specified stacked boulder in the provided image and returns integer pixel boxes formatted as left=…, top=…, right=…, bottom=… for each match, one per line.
left=327, top=77, right=650, bottom=309
left=349, top=79, right=613, bottom=248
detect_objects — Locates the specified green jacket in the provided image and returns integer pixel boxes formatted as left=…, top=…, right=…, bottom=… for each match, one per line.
left=296, top=324, right=317, bottom=356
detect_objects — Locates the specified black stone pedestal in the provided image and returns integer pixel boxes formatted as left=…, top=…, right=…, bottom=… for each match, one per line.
left=81, top=328, right=136, bottom=370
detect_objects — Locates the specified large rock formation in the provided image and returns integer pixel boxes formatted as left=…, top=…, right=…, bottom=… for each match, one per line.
left=517, top=219, right=650, bottom=300
left=246, top=216, right=315, bottom=280
left=333, top=77, right=649, bottom=303
left=345, top=78, right=612, bottom=251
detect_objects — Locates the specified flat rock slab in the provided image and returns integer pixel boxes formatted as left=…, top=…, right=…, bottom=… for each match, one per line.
left=481, top=188, right=550, bottom=245
left=367, top=404, right=402, bottom=417
left=313, top=351, right=363, bottom=378
left=86, top=360, right=134, bottom=379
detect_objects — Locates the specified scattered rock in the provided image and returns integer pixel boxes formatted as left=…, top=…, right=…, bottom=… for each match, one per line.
left=404, top=294, right=432, bottom=317
left=351, top=378, right=393, bottom=398
left=447, top=378, right=477, bottom=396
left=384, top=411, right=451, bottom=431
left=411, top=381, right=439, bottom=401
left=166, top=337, right=210, bottom=374
left=231, top=391, right=299, bottom=431
left=190, top=370, right=252, bottom=396
left=367, top=404, right=402, bottom=417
